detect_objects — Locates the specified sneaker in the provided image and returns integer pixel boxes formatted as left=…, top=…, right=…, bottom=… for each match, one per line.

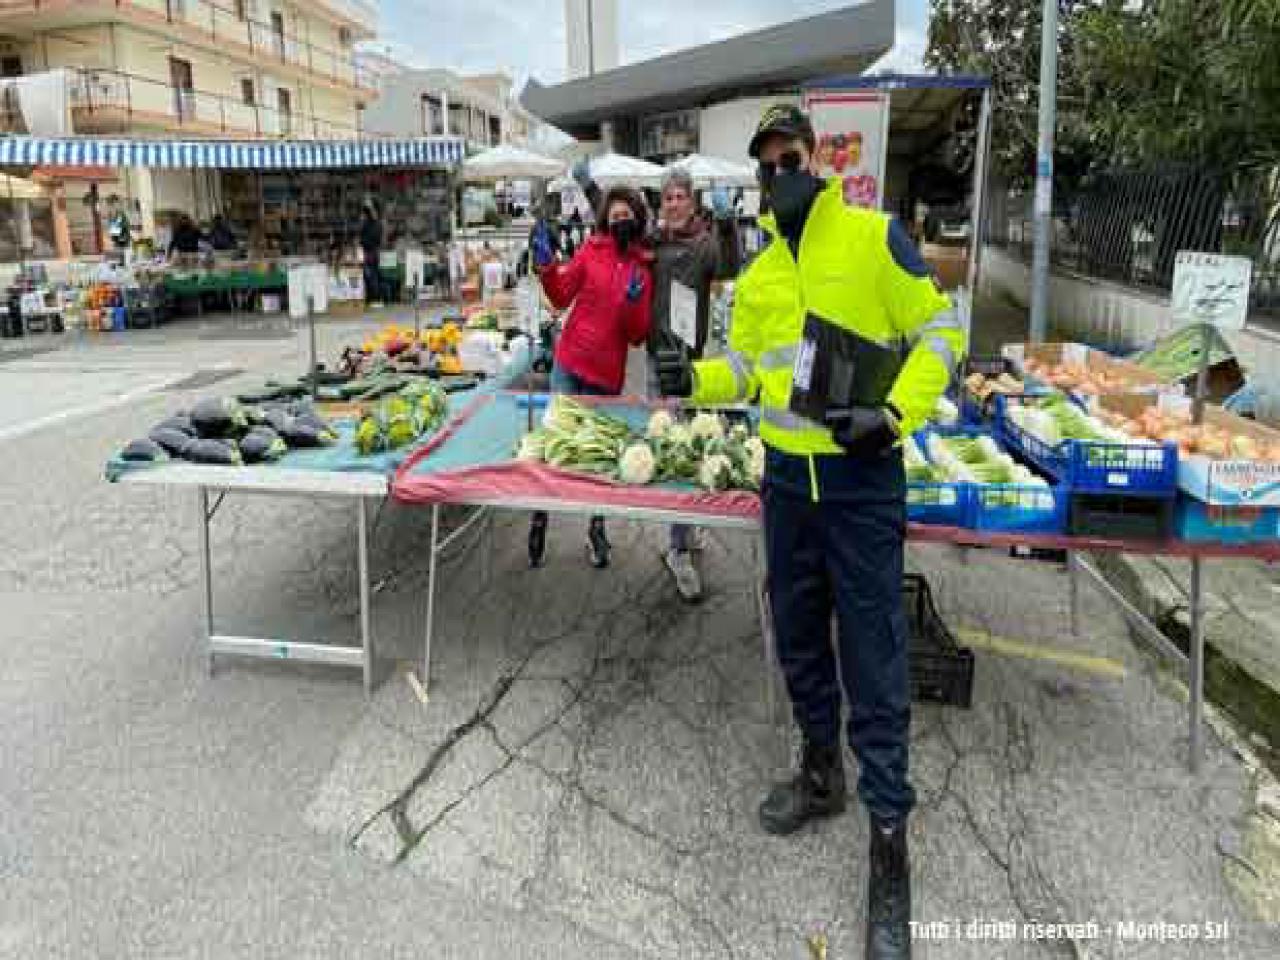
left=587, top=518, right=610, bottom=569
left=664, top=549, right=703, bottom=603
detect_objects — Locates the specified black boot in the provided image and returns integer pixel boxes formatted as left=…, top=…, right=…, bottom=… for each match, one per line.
left=586, top=516, right=610, bottom=569
left=866, top=820, right=912, bottom=960
left=528, top=512, right=548, bottom=568
left=758, top=740, right=846, bottom=835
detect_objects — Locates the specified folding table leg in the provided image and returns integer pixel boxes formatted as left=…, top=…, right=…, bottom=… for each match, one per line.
left=1068, top=550, right=1082, bottom=639
left=357, top=496, right=373, bottom=695
left=423, top=504, right=441, bottom=689
left=197, top=486, right=215, bottom=675
left=1188, top=557, right=1206, bottom=773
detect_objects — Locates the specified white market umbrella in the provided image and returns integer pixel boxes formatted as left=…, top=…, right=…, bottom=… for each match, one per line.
left=580, top=152, right=666, bottom=189
left=461, top=144, right=563, bottom=182
left=669, top=153, right=756, bottom=189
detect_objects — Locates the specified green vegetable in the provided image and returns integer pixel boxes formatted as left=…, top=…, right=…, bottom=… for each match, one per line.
left=121, top=438, right=168, bottom=463
left=183, top=438, right=243, bottom=465
left=191, top=397, right=249, bottom=438
left=239, top=428, right=288, bottom=463
left=149, top=427, right=195, bottom=456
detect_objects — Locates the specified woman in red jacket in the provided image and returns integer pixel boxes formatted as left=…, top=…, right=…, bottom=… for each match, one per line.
left=529, top=185, right=654, bottom=569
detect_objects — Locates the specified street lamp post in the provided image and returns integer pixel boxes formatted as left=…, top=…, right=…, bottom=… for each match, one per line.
left=1029, top=0, right=1059, bottom=342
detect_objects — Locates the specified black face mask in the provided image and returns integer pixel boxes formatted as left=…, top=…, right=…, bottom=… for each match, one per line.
left=609, top=218, right=639, bottom=252
left=768, top=171, right=823, bottom=243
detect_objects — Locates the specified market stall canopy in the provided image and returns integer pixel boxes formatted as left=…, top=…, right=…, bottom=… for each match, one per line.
left=804, top=73, right=991, bottom=158
left=30, top=165, right=117, bottom=182
left=668, top=154, right=756, bottom=189
left=462, top=144, right=563, bottom=182
left=520, top=1, right=893, bottom=138
left=579, top=152, right=666, bottom=189
left=0, top=136, right=466, bottom=169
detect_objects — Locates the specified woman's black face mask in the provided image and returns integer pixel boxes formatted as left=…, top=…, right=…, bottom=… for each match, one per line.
left=610, top=217, right=639, bottom=252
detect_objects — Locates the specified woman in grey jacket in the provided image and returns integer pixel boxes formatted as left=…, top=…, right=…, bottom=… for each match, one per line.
left=575, top=163, right=742, bottom=601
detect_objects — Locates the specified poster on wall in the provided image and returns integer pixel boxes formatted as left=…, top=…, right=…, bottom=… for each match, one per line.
left=802, top=89, right=890, bottom=210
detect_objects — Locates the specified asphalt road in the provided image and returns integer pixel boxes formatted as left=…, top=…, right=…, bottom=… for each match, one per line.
left=1, top=313, right=1274, bottom=959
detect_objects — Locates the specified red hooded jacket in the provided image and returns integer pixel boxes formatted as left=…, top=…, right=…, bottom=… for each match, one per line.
left=539, top=232, right=653, bottom=394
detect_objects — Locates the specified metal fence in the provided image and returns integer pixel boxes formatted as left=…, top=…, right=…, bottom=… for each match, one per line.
left=987, top=166, right=1280, bottom=321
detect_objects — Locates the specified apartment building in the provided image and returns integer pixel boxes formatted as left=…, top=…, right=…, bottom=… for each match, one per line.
left=362, top=67, right=536, bottom=152
left=0, top=0, right=379, bottom=248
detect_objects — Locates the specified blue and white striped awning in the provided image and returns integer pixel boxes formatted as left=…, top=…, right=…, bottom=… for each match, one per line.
left=0, top=136, right=466, bottom=169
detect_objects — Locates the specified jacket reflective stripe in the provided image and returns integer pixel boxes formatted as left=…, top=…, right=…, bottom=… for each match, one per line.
left=758, top=344, right=797, bottom=371
left=917, top=308, right=962, bottom=333
left=762, top=407, right=824, bottom=433
left=726, top=349, right=753, bottom=394
left=924, top=335, right=958, bottom=373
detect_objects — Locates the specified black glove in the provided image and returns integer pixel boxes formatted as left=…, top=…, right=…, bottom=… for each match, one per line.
left=654, top=341, right=693, bottom=398
left=824, top=405, right=901, bottom=457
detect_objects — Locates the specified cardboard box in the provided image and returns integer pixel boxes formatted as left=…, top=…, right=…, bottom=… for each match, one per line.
left=1002, top=342, right=1177, bottom=396
left=1096, top=392, right=1280, bottom=506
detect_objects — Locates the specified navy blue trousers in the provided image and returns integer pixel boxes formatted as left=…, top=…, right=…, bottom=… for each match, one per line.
left=763, top=448, right=916, bottom=824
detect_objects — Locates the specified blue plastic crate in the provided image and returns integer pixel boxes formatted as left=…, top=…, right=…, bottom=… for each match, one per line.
left=1175, top=498, right=1280, bottom=544
left=907, top=481, right=970, bottom=526
left=995, top=396, right=1178, bottom=497
left=970, top=482, right=1068, bottom=534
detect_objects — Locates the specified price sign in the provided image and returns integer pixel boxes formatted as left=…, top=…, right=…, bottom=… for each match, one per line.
left=670, top=281, right=698, bottom=348
left=1172, top=252, right=1252, bottom=331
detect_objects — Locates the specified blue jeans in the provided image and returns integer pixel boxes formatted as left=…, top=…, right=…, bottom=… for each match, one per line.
left=550, top=365, right=613, bottom=397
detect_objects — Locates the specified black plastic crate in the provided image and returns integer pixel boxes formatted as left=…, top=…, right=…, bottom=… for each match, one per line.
left=1069, top=492, right=1174, bottom=541
left=903, top=574, right=975, bottom=708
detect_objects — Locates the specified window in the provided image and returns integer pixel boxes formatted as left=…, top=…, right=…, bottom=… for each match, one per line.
left=488, top=115, right=501, bottom=146
left=422, top=95, right=443, bottom=136
left=1, top=56, right=22, bottom=78
left=277, top=86, right=291, bottom=134
left=241, top=78, right=255, bottom=106
left=168, top=57, right=194, bottom=121
left=234, top=0, right=247, bottom=20
left=271, top=11, right=286, bottom=57
left=338, top=27, right=352, bottom=46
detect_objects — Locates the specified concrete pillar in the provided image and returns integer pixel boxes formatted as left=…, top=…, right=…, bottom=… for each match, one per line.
left=132, top=166, right=157, bottom=239
left=600, top=120, right=615, bottom=152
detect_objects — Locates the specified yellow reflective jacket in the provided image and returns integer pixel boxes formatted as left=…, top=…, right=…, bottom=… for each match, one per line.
left=692, top=178, right=963, bottom=457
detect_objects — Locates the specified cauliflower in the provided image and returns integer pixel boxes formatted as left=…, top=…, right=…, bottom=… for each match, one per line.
left=646, top=409, right=675, bottom=440
left=665, top=424, right=693, bottom=448
left=729, top=423, right=750, bottom=444
left=698, top=453, right=735, bottom=491
left=690, top=412, right=726, bottom=442
left=619, top=442, right=657, bottom=485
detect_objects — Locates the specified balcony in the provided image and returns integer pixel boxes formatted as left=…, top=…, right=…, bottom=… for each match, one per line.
left=313, top=0, right=379, bottom=36
left=0, top=68, right=366, bottom=140
left=0, top=0, right=376, bottom=93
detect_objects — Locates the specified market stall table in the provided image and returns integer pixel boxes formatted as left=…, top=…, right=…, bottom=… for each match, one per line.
left=392, top=391, right=1280, bottom=774
left=107, top=386, right=492, bottom=691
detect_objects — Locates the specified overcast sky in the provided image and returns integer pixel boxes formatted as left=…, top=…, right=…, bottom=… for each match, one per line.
left=375, top=0, right=929, bottom=85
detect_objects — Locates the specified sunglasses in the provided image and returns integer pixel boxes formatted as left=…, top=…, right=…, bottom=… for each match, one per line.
left=757, top=150, right=804, bottom=183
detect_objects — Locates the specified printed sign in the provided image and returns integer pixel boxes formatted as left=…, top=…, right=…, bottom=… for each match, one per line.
left=670, top=281, right=698, bottom=348
left=802, top=90, right=890, bottom=210
left=1172, top=252, right=1252, bottom=331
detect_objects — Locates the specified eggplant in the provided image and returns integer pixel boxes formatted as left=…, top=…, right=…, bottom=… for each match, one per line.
left=262, top=407, right=292, bottom=433
left=183, top=438, right=243, bottom=465
left=280, top=419, right=338, bottom=448
left=149, top=426, right=196, bottom=456
left=288, top=410, right=336, bottom=435
left=121, top=438, right=168, bottom=463
left=190, top=397, right=248, bottom=438
left=239, top=427, right=288, bottom=463
left=154, top=414, right=196, bottom=436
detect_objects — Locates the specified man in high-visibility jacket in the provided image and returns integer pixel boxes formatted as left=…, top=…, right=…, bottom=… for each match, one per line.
left=656, top=104, right=964, bottom=960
